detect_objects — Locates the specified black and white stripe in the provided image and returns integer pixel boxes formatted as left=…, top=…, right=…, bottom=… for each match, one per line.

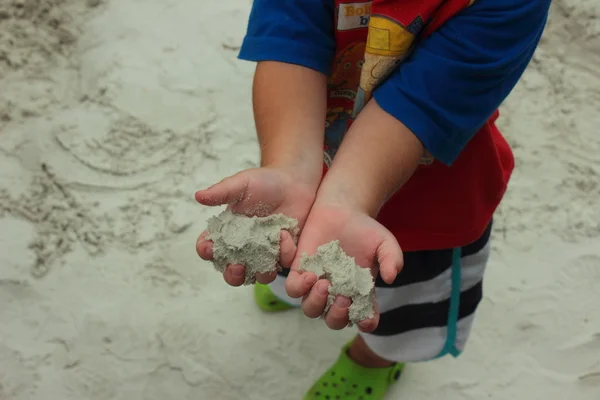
left=271, top=224, right=492, bottom=362
left=361, top=224, right=491, bottom=361
left=374, top=222, right=491, bottom=288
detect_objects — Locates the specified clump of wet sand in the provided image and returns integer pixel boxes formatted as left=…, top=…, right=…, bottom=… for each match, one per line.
left=298, top=241, right=375, bottom=325
left=206, top=210, right=299, bottom=285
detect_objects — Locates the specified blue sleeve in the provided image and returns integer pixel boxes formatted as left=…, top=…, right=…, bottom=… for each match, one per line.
left=238, top=0, right=336, bottom=75
left=373, top=0, right=551, bottom=165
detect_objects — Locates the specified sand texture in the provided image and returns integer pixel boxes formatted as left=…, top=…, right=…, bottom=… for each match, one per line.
left=206, top=210, right=299, bottom=285
left=0, top=1, right=599, bottom=399
left=298, top=241, right=375, bottom=325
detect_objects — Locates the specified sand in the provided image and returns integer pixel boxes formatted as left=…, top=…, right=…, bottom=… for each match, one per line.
left=298, top=241, right=375, bottom=325
left=0, top=0, right=599, bottom=399
left=206, top=210, right=299, bottom=285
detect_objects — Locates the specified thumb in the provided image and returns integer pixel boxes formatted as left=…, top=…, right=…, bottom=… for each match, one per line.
left=376, top=235, right=404, bottom=284
left=195, top=173, right=249, bottom=207
left=279, top=230, right=298, bottom=269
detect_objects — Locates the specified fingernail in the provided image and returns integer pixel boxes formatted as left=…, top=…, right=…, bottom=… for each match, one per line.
left=358, top=320, right=373, bottom=331
left=317, top=283, right=329, bottom=296
left=304, top=274, right=316, bottom=285
left=335, top=296, right=351, bottom=307
left=231, top=267, right=244, bottom=277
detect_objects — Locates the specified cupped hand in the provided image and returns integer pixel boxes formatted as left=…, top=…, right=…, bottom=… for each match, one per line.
left=285, top=203, right=404, bottom=333
left=195, top=167, right=317, bottom=287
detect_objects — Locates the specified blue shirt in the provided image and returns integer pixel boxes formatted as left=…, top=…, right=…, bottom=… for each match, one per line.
left=238, top=0, right=550, bottom=165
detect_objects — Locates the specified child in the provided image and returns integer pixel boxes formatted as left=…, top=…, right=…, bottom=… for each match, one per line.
left=196, top=0, right=551, bottom=398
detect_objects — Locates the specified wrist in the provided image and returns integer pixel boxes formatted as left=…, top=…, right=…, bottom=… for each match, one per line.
left=261, top=156, right=323, bottom=192
left=314, top=175, right=383, bottom=218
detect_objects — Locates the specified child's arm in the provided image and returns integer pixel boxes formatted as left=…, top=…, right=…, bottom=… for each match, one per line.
left=287, top=0, right=551, bottom=331
left=316, top=99, right=423, bottom=218
left=196, top=1, right=336, bottom=287
left=252, top=61, right=327, bottom=188
left=319, top=0, right=552, bottom=218
left=239, top=0, right=337, bottom=187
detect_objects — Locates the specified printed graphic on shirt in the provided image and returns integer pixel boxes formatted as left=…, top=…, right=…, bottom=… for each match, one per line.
left=336, top=2, right=372, bottom=31
left=328, top=42, right=366, bottom=98
left=352, top=14, right=423, bottom=118
left=326, top=0, right=468, bottom=167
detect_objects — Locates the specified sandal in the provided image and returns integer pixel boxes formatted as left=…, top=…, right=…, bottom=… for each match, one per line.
left=254, top=283, right=298, bottom=312
left=304, top=342, right=404, bottom=400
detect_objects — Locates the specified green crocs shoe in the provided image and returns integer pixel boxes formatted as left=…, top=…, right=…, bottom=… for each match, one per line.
left=254, top=283, right=297, bottom=312
left=304, top=343, right=404, bottom=400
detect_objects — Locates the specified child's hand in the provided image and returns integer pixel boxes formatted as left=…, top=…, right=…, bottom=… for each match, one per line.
left=195, top=167, right=316, bottom=287
left=285, top=203, right=404, bottom=333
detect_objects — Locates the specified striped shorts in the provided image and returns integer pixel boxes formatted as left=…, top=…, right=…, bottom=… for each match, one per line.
left=270, top=223, right=491, bottom=363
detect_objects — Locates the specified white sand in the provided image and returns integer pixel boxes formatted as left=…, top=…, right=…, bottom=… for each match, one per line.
left=0, top=0, right=599, bottom=399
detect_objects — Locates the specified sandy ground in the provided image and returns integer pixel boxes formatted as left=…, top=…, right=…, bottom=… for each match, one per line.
left=0, top=0, right=599, bottom=399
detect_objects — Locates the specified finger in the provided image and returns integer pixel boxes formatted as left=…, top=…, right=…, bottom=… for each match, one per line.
left=377, top=236, right=404, bottom=284
left=357, top=301, right=380, bottom=333
left=301, top=279, right=330, bottom=318
left=256, top=270, right=278, bottom=285
left=196, top=231, right=213, bottom=260
left=223, top=264, right=246, bottom=287
left=195, top=173, right=249, bottom=206
left=285, top=270, right=317, bottom=299
left=279, top=230, right=297, bottom=269
left=324, top=295, right=351, bottom=330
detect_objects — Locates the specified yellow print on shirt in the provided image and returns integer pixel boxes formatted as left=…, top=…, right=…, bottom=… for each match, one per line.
left=352, top=14, right=433, bottom=164
left=351, top=14, right=423, bottom=119
left=358, top=15, right=416, bottom=103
